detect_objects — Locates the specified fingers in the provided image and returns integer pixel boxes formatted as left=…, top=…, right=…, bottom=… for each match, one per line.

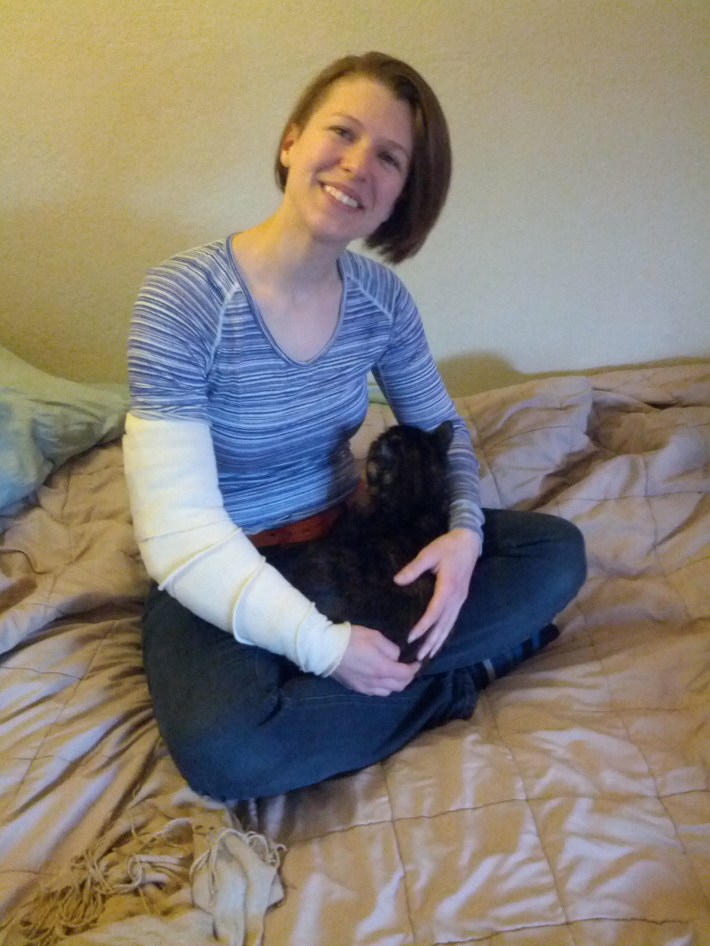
left=409, top=581, right=447, bottom=636
left=408, top=573, right=455, bottom=641
left=374, top=632, right=402, bottom=662
left=393, top=547, right=435, bottom=586
left=410, top=612, right=454, bottom=662
left=406, top=572, right=467, bottom=660
left=398, top=529, right=482, bottom=661
left=367, top=664, right=420, bottom=697
left=343, top=659, right=420, bottom=697
left=414, top=610, right=456, bottom=661
left=369, top=650, right=419, bottom=689
left=333, top=625, right=420, bottom=696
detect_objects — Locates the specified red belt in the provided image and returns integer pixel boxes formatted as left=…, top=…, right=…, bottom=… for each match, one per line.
left=249, top=483, right=364, bottom=549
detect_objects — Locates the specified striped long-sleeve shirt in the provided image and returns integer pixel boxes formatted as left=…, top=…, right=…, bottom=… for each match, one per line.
left=128, top=237, right=483, bottom=539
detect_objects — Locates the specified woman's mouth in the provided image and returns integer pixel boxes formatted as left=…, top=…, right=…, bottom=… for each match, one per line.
left=322, top=184, right=363, bottom=210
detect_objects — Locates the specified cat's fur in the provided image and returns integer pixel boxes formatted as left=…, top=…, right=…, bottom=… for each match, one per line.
left=266, top=421, right=453, bottom=662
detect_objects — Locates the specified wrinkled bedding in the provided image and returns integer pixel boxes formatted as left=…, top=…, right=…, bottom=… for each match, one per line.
left=1, top=365, right=709, bottom=945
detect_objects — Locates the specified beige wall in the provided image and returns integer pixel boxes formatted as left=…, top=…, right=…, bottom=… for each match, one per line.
left=2, top=0, right=708, bottom=394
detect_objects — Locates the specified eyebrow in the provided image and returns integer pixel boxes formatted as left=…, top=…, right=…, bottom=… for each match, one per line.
left=328, top=112, right=412, bottom=158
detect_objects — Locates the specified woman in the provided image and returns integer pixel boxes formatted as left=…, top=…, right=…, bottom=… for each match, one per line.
left=124, top=52, right=586, bottom=800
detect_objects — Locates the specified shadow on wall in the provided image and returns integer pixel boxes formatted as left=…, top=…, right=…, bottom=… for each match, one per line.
left=438, top=352, right=710, bottom=398
left=438, top=352, right=525, bottom=397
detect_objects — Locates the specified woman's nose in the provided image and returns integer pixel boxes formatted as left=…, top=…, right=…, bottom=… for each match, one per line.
left=341, top=141, right=372, bottom=177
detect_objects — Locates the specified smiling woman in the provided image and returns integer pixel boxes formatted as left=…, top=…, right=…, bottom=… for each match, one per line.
left=274, top=77, right=414, bottom=265
left=123, top=51, right=586, bottom=801
left=273, top=51, right=452, bottom=264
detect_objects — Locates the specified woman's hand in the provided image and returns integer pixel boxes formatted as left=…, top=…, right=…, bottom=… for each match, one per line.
left=394, top=528, right=481, bottom=662
left=332, top=625, right=421, bottom=696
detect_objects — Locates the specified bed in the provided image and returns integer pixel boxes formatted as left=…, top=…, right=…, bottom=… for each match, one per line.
left=1, top=347, right=709, bottom=946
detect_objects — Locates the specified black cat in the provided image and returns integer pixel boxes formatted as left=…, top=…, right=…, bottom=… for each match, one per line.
left=266, top=421, right=453, bottom=662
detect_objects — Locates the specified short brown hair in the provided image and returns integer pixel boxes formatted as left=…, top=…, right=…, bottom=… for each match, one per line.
left=274, top=52, right=452, bottom=264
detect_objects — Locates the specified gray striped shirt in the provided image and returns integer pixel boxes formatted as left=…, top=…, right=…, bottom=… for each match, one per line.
left=128, top=238, right=483, bottom=538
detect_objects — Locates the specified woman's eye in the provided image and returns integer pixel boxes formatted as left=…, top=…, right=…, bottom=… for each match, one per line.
left=380, top=151, right=401, bottom=170
left=331, top=125, right=354, bottom=140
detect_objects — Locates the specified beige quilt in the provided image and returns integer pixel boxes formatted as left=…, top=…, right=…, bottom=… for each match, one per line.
left=1, top=365, right=709, bottom=945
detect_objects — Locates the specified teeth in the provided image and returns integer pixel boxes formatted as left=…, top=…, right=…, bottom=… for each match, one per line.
left=324, top=184, right=360, bottom=208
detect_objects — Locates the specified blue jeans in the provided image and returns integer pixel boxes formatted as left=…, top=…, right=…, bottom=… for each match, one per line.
left=141, top=509, right=586, bottom=800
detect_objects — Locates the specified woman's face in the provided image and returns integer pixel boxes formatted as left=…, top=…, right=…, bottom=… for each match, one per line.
left=279, top=76, right=414, bottom=251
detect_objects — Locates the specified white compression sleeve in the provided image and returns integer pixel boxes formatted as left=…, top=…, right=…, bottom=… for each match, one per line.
left=122, top=412, right=350, bottom=676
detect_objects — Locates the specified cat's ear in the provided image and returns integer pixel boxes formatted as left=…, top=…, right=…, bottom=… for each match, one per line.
left=378, top=440, right=399, bottom=472
left=367, top=429, right=396, bottom=474
left=434, top=420, right=454, bottom=454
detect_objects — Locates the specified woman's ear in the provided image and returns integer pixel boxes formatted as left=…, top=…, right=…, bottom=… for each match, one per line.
left=279, top=123, right=301, bottom=169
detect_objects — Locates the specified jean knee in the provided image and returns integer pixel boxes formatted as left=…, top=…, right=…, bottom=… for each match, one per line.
left=564, top=519, right=587, bottom=588
left=548, top=516, right=587, bottom=601
left=165, top=709, right=282, bottom=801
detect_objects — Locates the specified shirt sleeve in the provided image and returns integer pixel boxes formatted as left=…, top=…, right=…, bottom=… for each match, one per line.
left=128, top=250, right=222, bottom=421
left=371, top=276, right=485, bottom=541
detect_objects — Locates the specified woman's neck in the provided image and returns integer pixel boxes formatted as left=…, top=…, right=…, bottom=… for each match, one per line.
left=232, top=213, right=343, bottom=296
left=230, top=214, right=345, bottom=362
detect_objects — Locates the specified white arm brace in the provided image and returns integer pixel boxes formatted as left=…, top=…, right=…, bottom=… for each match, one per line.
left=122, top=412, right=350, bottom=676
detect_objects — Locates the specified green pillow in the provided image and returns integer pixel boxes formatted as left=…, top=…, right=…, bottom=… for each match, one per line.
left=0, top=346, right=129, bottom=510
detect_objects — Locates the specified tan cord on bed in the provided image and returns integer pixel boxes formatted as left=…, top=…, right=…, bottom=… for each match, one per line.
left=1, top=818, right=285, bottom=946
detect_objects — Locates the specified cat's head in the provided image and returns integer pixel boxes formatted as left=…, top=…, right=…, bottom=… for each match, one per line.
left=365, top=421, right=453, bottom=520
